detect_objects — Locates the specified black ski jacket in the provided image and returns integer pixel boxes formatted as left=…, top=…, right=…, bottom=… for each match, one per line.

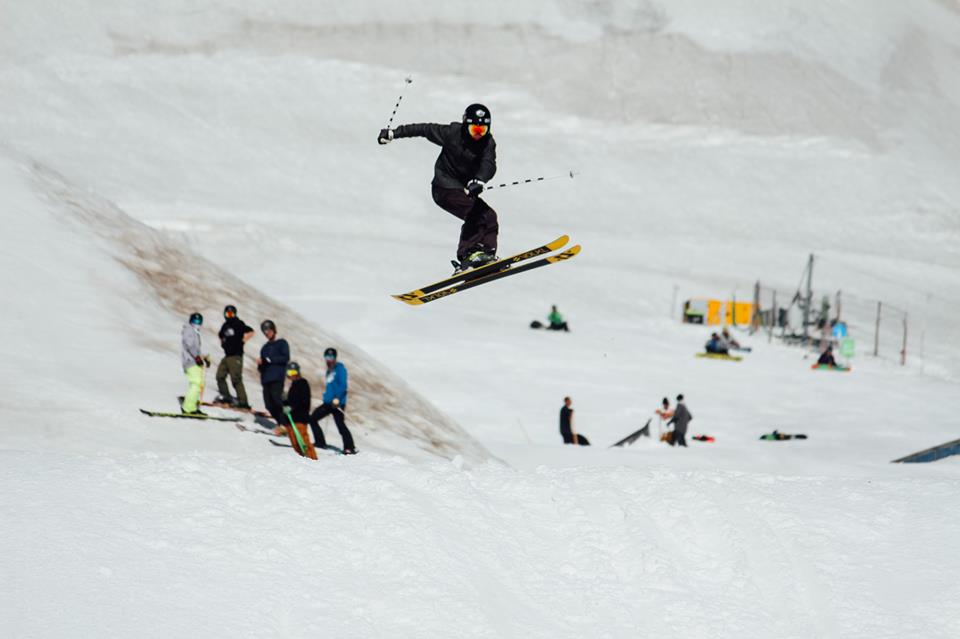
left=219, top=317, right=254, bottom=357
left=284, top=378, right=312, bottom=424
left=393, top=122, right=496, bottom=189
left=668, top=403, right=693, bottom=435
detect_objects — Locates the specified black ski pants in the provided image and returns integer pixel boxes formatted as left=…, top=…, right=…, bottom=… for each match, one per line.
left=671, top=431, right=688, bottom=447
left=432, top=185, right=498, bottom=261
left=310, top=403, right=355, bottom=451
left=262, top=380, right=285, bottom=427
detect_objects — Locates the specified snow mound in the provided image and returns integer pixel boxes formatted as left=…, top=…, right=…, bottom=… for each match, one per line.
left=0, top=150, right=491, bottom=462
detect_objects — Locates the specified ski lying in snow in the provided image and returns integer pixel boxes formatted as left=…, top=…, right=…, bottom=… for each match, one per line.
left=695, top=352, right=743, bottom=362
left=269, top=439, right=344, bottom=455
left=395, top=244, right=581, bottom=305
left=392, top=235, right=570, bottom=303
left=204, top=401, right=271, bottom=417
left=139, top=409, right=241, bottom=422
left=610, top=419, right=652, bottom=448
left=235, top=423, right=276, bottom=436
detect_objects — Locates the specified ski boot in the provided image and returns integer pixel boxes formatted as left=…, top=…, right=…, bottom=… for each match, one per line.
left=452, top=248, right=499, bottom=274
left=213, top=394, right=236, bottom=406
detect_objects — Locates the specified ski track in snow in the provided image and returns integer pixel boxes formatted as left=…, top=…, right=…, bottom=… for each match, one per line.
left=3, top=451, right=959, bottom=638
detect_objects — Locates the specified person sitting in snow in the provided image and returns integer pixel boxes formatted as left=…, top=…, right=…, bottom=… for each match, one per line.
left=721, top=327, right=741, bottom=350
left=817, top=344, right=838, bottom=368
left=547, top=305, right=570, bottom=332
left=705, top=332, right=729, bottom=355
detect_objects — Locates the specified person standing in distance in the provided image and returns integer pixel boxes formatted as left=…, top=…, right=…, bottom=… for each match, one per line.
left=559, top=396, right=590, bottom=446
left=309, top=347, right=357, bottom=455
left=180, top=312, right=209, bottom=416
left=282, top=362, right=317, bottom=460
left=214, top=304, right=255, bottom=408
left=257, top=319, right=289, bottom=429
left=667, top=394, right=692, bottom=448
left=378, top=103, right=498, bottom=272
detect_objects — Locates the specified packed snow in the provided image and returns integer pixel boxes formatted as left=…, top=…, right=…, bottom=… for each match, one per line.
left=2, top=1, right=959, bottom=637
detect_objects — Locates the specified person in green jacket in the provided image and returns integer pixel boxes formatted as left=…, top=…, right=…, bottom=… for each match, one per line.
left=547, top=305, right=570, bottom=332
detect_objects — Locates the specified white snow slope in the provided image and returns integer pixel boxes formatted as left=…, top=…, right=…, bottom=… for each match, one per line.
left=2, top=1, right=960, bottom=637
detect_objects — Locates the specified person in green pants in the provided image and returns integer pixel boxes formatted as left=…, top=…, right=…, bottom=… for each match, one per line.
left=214, top=304, right=254, bottom=408
left=181, top=312, right=209, bottom=415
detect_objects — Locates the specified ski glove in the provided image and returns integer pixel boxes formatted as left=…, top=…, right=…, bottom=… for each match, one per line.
left=465, top=179, right=485, bottom=197
left=378, top=128, right=394, bottom=145
left=194, top=355, right=204, bottom=366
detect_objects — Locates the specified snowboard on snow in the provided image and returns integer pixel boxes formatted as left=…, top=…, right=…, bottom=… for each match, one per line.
left=269, top=439, right=345, bottom=455
left=393, top=235, right=580, bottom=305
left=811, top=364, right=851, bottom=372
left=610, top=419, right=652, bottom=448
left=139, top=408, right=240, bottom=422
left=696, top=352, right=743, bottom=362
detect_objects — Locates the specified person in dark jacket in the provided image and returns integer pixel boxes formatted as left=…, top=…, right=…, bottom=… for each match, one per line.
left=257, top=319, right=289, bottom=428
left=309, top=347, right=357, bottom=454
left=214, top=304, right=255, bottom=408
left=667, top=394, right=692, bottom=447
left=282, top=362, right=317, bottom=460
left=559, top=396, right=590, bottom=445
left=817, top=344, right=838, bottom=367
left=378, top=103, right=499, bottom=270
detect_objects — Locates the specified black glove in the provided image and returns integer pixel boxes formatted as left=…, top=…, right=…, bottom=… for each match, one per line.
left=465, top=179, right=485, bottom=197
left=194, top=355, right=204, bottom=366
left=378, top=128, right=394, bottom=145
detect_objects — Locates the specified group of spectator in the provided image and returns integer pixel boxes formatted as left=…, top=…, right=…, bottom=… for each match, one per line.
left=558, top=394, right=693, bottom=448
left=179, top=306, right=357, bottom=457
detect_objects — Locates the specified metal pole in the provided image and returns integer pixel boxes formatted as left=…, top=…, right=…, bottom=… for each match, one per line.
left=770, top=290, right=777, bottom=344
left=751, top=281, right=761, bottom=334
left=803, top=254, right=814, bottom=344
left=835, top=290, right=842, bottom=323
left=874, top=301, right=882, bottom=357
left=901, top=313, right=908, bottom=366
left=484, top=170, right=576, bottom=192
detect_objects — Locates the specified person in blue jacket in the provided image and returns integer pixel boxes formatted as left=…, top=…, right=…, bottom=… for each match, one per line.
left=309, top=347, right=357, bottom=454
left=257, top=319, right=290, bottom=428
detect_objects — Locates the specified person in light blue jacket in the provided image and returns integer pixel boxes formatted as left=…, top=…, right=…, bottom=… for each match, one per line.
left=309, top=347, right=356, bottom=454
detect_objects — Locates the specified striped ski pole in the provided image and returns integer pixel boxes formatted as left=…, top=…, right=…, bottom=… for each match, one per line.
left=385, top=77, right=413, bottom=130
left=483, top=170, right=577, bottom=192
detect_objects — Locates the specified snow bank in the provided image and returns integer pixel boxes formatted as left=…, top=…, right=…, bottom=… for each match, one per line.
left=0, top=150, right=491, bottom=462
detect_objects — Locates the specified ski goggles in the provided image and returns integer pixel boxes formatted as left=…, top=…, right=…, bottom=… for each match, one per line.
left=286, top=369, right=299, bottom=378
left=324, top=354, right=336, bottom=362
left=467, top=124, right=488, bottom=138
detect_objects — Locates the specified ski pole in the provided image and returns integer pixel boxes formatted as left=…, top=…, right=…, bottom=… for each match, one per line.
left=385, top=77, right=413, bottom=130
left=484, top=170, right=577, bottom=192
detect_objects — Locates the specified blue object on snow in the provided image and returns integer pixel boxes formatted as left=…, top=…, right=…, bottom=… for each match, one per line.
left=892, top=439, right=960, bottom=463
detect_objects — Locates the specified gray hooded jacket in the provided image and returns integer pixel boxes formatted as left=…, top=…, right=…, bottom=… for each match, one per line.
left=181, top=323, right=202, bottom=371
left=668, top=402, right=693, bottom=435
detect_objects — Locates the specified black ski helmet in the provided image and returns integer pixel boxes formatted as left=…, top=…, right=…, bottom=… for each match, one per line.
left=189, top=312, right=203, bottom=325
left=324, top=347, right=338, bottom=360
left=224, top=304, right=237, bottom=318
left=286, top=361, right=301, bottom=376
left=463, top=103, right=491, bottom=127
left=261, top=319, right=277, bottom=333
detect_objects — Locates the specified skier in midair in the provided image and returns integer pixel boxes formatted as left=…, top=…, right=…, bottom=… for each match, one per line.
left=378, top=103, right=498, bottom=271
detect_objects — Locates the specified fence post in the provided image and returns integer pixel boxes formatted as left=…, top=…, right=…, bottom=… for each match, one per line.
left=770, top=290, right=777, bottom=344
left=873, top=301, right=882, bottom=357
left=751, top=281, right=761, bottom=334
left=901, top=313, right=908, bottom=366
